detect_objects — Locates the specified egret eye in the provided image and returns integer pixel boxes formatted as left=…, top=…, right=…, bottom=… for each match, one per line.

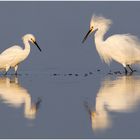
left=31, top=38, right=34, bottom=42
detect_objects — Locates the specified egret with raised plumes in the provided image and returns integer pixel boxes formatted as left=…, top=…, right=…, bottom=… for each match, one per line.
left=0, top=34, right=41, bottom=75
left=82, top=15, right=140, bottom=74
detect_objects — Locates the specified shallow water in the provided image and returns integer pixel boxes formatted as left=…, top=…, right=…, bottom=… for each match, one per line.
left=0, top=71, right=140, bottom=138
left=0, top=1, right=140, bottom=138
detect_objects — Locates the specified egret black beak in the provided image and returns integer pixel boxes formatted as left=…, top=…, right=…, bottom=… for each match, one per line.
left=34, top=41, right=41, bottom=52
left=82, top=28, right=93, bottom=43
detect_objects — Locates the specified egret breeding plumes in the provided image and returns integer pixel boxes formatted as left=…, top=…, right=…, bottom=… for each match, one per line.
left=82, top=15, right=140, bottom=74
left=0, top=34, right=41, bottom=75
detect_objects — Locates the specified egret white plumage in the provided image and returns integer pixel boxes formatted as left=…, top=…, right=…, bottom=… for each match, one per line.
left=82, top=15, right=140, bottom=74
left=0, top=34, right=41, bottom=75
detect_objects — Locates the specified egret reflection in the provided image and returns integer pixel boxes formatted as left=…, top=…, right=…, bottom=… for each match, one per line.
left=0, top=76, right=41, bottom=120
left=85, top=75, right=140, bottom=131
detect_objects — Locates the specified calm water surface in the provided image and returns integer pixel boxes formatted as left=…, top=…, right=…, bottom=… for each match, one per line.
left=0, top=1, right=140, bottom=138
left=0, top=71, right=140, bottom=138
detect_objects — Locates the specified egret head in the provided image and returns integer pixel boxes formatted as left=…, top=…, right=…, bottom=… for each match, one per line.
left=82, top=15, right=112, bottom=43
left=22, top=34, right=41, bottom=51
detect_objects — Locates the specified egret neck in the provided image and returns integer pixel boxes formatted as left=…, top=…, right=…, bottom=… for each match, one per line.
left=94, top=25, right=111, bottom=64
left=22, top=38, right=31, bottom=58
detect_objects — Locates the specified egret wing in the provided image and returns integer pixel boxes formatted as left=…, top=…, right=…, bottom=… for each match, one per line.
left=1, top=46, right=22, bottom=55
left=0, top=55, right=15, bottom=69
left=105, top=34, right=140, bottom=62
left=0, top=46, right=23, bottom=68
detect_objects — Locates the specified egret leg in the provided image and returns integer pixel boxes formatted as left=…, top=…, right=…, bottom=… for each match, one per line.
left=127, top=65, right=134, bottom=73
left=4, top=71, right=7, bottom=75
left=14, top=65, right=18, bottom=75
left=124, top=67, right=128, bottom=75
left=14, top=76, right=18, bottom=84
left=4, top=66, right=10, bottom=75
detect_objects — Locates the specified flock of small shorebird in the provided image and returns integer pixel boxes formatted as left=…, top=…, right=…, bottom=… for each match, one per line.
left=1, top=14, right=140, bottom=76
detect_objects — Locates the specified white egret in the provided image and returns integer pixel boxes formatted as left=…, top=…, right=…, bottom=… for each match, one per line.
left=82, top=15, right=140, bottom=74
left=0, top=34, right=41, bottom=75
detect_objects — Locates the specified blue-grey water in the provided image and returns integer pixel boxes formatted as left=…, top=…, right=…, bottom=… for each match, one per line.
left=0, top=1, right=140, bottom=138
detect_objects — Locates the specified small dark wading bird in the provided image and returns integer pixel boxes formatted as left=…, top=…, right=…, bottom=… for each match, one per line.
left=82, top=15, right=140, bottom=74
left=0, top=34, right=41, bottom=75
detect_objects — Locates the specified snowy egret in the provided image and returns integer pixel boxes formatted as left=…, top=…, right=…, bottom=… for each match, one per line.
left=0, top=34, right=41, bottom=75
left=82, top=15, right=140, bottom=74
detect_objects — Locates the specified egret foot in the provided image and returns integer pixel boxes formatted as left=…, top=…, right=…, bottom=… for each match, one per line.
left=124, top=67, right=128, bottom=75
left=4, top=72, right=7, bottom=75
left=114, top=71, right=121, bottom=75
left=15, top=71, right=18, bottom=75
left=127, top=65, right=134, bottom=73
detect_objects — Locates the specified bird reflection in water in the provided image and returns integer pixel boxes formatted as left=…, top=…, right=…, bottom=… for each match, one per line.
left=84, top=75, right=140, bottom=132
left=0, top=76, right=41, bottom=119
